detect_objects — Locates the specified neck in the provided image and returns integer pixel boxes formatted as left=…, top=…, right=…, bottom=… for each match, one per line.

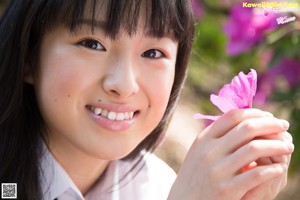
left=48, top=138, right=110, bottom=195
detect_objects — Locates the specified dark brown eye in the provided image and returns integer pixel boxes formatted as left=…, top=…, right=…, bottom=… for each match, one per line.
left=142, top=49, right=165, bottom=59
left=79, top=39, right=105, bottom=51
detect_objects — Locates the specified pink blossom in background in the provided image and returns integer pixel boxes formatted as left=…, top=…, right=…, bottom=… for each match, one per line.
left=272, top=58, right=300, bottom=88
left=194, top=69, right=257, bottom=121
left=191, top=0, right=204, bottom=19
left=223, top=4, right=278, bottom=56
left=255, top=58, right=300, bottom=105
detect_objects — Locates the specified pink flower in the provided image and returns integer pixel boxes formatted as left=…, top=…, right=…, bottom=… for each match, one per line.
left=194, top=69, right=257, bottom=121
left=191, top=0, right=204, bottom=19
left=223, top=5, right=278, bottom=56
left=255, top=58, right=300, bottom=105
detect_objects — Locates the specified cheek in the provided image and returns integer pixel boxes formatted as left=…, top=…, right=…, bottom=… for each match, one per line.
left=35, top=55, right=93, bottom=121
left=38, top=51, right=93, bottom=100
left=36, top=39, right=96, bottom=104
left=153, top=77, right=174, bottom=105
left=38, top=64, right=74, bottom=103
left=144, top=66, right=175, bottom=116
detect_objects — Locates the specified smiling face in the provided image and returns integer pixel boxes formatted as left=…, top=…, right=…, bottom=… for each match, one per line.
left=29, top=12, right=178, bottom=160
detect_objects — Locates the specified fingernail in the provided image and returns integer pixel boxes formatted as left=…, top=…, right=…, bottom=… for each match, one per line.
left=286, top=142, right=294, bottom=152
left=281, top=164, right=288, bottom=171
left=281, top=120, right=289, bottom=129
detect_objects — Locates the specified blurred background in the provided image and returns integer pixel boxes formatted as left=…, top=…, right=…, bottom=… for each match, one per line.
left=155, top=0, right=300, bottom=199
left=1, top=0, right=299, bottom=199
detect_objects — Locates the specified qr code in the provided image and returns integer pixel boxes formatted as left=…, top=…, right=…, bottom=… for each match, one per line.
left=1, top=183, right=17, bottom=199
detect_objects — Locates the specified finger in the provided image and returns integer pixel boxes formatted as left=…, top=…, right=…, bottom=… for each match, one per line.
left=270, top=155, right=288, bottom=164
left=241, top=176, right=283, bottom=200
left=231, top=163, right=287, bottom=199
left=242, top=156, right=288, bottom=173
left=256, top=157, right=273, bottom=165
left=222, top=139, right=292, bottom=175
left=253, top=135, right=289, bottom=164
left=256, top=132, right=292, bottom=143
left=258, top=132, right=294, bottom=164
left=221, top=117, right=289, bottom=155
left=255, top=156, right=288, bottom=165
left=256, top=133, right=286, bottom=141
left=202, top=109, right=273, bottom=139
left=280, top=131, right=293, bottom=142
left=287, top=153, right=292, bottom=165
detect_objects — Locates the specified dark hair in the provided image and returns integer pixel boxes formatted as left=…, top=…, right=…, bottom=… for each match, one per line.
left=0, top=0, right=195, bottom=199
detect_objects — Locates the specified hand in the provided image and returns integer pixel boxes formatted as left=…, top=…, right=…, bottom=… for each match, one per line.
left=168, top=109, right=294, bottom=200
left=241, top=131, right=293, bottom=200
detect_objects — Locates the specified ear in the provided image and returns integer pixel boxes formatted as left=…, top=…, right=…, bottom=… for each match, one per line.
left=23, top=64, right=35, bottom=85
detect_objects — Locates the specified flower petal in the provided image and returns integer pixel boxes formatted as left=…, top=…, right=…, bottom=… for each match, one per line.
left=193, top=113, right=220, bottom=121
left=210, top=86, right=240, bottom=113
left=194, top=69, right=258, bottom=122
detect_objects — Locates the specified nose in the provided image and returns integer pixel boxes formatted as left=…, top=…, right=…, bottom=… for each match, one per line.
left=102, top=58, right=139, bottom=99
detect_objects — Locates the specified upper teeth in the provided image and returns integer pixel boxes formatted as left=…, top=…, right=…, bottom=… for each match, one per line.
left=91, top=107, right=134, bottom=120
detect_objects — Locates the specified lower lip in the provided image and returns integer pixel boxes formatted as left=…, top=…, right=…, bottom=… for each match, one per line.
left=87, top=109, right=136, bottom=132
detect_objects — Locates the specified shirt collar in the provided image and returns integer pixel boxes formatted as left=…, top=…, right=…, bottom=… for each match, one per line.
left=38, top=142, right=155, bottom=200
left=39, top=142, right=84, bottom=200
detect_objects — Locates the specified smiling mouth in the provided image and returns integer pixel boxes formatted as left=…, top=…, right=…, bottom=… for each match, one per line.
left=85, top=105, right=139, bottom=121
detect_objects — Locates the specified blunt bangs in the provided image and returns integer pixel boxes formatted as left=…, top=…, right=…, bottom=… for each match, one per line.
left=32, top=0, right=194, bottom=42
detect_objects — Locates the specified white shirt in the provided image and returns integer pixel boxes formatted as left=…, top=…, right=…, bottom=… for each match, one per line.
left=39, top=145, right=176, bottom=200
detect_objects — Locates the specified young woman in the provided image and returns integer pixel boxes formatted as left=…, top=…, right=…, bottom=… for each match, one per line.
left=0, top=0, right=293, bottom=199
